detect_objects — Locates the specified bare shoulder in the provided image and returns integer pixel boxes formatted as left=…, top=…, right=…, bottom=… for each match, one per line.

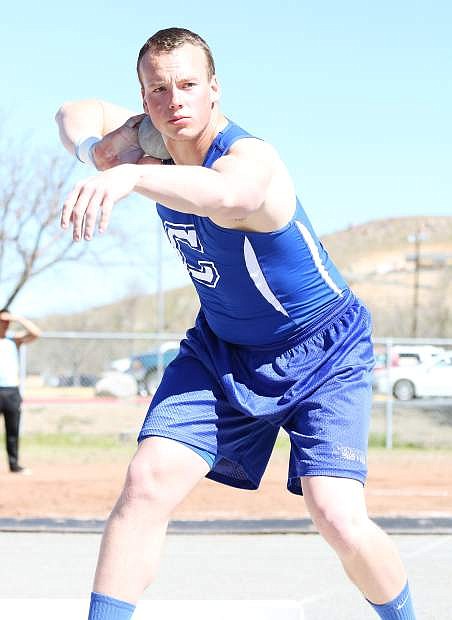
left=213, top=137, right=286, bottom=180
left=227, top=137, right=280, bottom=163
left=211, top=138, right=296, bottom=232
left=225, top=139, right=292, bottom=185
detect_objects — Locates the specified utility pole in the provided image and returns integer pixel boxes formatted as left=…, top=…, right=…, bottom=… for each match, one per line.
left=407, top=230, right=426, bottom=337
left=156, top=223, right=165, bottom=334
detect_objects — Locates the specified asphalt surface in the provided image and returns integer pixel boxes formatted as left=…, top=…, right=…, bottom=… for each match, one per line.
left=1, top=516, right=452, bottom=534
left=1, top=530, right=451, bottom=619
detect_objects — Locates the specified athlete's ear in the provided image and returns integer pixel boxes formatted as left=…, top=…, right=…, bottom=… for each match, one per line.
left=210, top=75, right=221, bottom=104
left=141, top=87, right=149, bottom=113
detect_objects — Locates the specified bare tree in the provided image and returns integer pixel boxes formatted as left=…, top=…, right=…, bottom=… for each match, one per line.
left=0, top=132, right=149, bottom=311
left=0, top=141, right=92, bottom=308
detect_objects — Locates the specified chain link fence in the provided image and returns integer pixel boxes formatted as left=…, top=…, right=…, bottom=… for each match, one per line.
left=371, top=337, right=452, bottom=449
left=23, top=330, right=184, bottom=392
left=15, top=333, right=452, bottom=448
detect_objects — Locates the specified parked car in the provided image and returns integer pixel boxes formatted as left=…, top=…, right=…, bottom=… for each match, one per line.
left=372, top=345, right=445, bottom=391
left=373, top=345, right=445, bottom=370
left=110, top=341, right=180, bottom=395
left=374, top=351, right=452, bottom=400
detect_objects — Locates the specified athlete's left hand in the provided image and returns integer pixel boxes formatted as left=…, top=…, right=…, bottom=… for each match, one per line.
left=61, top=164, right=141, bottom=241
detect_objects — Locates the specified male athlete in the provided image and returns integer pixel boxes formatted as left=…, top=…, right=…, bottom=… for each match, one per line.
left=56, top=27, right=416, bottom=620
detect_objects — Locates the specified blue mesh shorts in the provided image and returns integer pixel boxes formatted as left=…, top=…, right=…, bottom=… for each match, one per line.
left=139, top=294, right=375, bottom=495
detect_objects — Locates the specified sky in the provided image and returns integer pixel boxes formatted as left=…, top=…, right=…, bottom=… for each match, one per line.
left=1, top=1, right=451, bottom=317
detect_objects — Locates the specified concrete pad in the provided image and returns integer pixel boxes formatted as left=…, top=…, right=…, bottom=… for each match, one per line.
left=2, top=599, right=303, bottom=620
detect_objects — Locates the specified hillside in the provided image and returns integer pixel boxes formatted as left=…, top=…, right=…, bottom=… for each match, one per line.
left=40, top=216, right=452, bottom=339
left=323, top=216, right=452, bottom=337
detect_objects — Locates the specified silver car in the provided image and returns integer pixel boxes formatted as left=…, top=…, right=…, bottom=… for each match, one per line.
left=374, top=352, right=452, bottom=401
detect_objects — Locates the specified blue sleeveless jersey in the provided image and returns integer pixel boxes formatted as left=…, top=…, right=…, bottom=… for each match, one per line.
left=156, top=120, right=349, bottom=347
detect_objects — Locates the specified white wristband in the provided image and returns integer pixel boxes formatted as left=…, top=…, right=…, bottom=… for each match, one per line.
left=75, top=136, right=101, bottom=167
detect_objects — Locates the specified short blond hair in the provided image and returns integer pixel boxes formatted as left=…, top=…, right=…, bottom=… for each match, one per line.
left=137, top=27, right=216, bottom=81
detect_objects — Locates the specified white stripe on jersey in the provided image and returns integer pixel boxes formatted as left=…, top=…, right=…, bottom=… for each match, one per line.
left=243, top=236, right=289, bottom=317
left=295, top=221, right=344, bottom=296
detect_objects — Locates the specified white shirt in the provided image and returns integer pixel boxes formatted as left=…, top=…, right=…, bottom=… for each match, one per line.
left=0, top=337, right=19, bottom=387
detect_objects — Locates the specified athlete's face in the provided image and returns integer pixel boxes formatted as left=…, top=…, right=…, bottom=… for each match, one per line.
left=139, top=43, right=220, bottom=141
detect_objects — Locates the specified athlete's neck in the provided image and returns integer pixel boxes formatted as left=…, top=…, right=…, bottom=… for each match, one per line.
left=165, top=109, right=228, bottom=166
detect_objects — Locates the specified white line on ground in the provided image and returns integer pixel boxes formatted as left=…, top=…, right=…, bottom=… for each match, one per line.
left=300, top=586, right=345, bottom=606
left=368, top=490, right=449, bottom=496
left=299, top=535, right=452, bottom=607
left=404, top=535, right=452, bottom=560
left=3, top=599, right=304, bottom=620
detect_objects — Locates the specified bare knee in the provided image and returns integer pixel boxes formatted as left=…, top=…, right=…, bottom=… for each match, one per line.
left=302, top=477, right=371, bottom=557
left=114, top=437, right=208, bottom=521
left=310, top=503, right=369, bottom=557
left=115, top=453, right=176, bottom=519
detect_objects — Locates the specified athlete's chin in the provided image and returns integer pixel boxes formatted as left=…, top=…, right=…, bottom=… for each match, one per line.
left=165, top=125, right=202, bottom=141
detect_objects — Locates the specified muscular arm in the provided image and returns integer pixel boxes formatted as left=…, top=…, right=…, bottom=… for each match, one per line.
left=134, top=139, right=274, bottom=218
left=55, top=99, right=137, bottom=157
left=61, top=138, right=288, bottom=240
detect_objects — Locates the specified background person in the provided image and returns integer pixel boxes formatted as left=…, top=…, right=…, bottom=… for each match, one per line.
left=56, top=27, right=416, bottom=620
left=0, top=309, right=41, bottom=473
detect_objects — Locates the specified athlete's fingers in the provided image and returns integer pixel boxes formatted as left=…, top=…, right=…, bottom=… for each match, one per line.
left=61, top=184, right=82, bottom=229
left=83, top=189, right=103, bottom=240
left=71, top=185, right=97, bottom=241
left=98, top=195, right=114, bottom=234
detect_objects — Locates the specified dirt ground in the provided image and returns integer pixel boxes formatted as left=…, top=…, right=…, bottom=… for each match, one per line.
left=0, top=398, right=451, bottom=520
left=1, top=448, right=451, bottom=520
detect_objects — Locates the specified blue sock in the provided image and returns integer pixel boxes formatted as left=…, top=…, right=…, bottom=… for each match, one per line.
left=368, top=581, right=416, bottom=619
left=88, top=592, right=136, bottom=620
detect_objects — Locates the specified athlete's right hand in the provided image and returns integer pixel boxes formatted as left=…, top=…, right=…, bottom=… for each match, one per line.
left=92, top=114, right=147, bottom=170
left=61, top=164, right=144, bottom=241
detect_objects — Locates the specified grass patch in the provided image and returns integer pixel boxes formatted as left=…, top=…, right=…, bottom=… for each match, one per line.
left=4, top=431, right=449, bottom=465
left=3, top=432, right=136, bottom=464
left=369, top=433, right=390, bottom=448
left=21, top=432, right=128, bottom=450
left=368, top=432, right=449, bottom=450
